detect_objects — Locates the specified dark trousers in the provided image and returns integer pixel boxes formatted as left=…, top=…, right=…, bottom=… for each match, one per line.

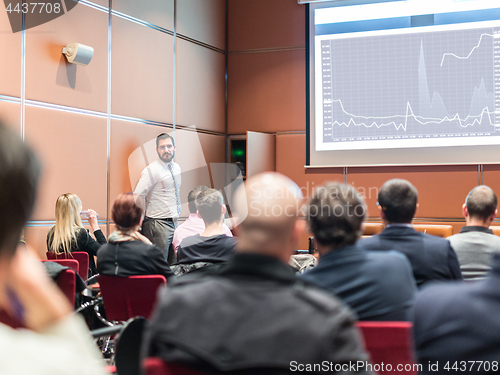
left=141, top=217, right=178, bottom=264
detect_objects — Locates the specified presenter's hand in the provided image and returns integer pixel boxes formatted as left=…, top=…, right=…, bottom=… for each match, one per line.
left=86, top=209, right=100, bottom=232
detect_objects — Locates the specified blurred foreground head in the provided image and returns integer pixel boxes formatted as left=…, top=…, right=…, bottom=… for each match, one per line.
left=232, top=172, right=304, bottom=262
left=0, top=123, right=40, bottom=258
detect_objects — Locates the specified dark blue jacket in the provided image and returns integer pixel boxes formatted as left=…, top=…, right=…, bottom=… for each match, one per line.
left=358, top=226, right=462, bottom=288
left=413, top=253, right=500, bottom=374
left=300, top=243, right=417, bottom=321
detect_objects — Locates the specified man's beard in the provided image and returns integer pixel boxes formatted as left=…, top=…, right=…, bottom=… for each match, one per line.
left=158, top=151, right=174, bottom=163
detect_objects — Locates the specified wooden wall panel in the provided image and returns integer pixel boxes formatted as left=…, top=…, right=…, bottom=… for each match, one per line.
left=228, top=50, right=305, bottom=134
left=0, top=101, right=21, bottom=135
left=25, top=3, right=108, bottom=112
left=228, top=0, right=305, bottom=51
left=346, top=165, right=479, bottom=219
left=176, top=40, right=225, bottom=133
left=276, top=134, right=343, bottom=199
left=25, top=107, right=107, bottom=221
left=177, top=0, right=225, bottom=49
left=483, top=165, right=500, bottom=202
left=0, top=8, right=21, bottom=97
left=112, top=17, right=174, bottom=123
left=247, top=131, right=275, bottom=177
left=113, top=0, right=174, bottom=31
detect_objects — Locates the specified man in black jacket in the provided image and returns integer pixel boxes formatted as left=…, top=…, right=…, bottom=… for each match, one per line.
left=144, top=172, right=371, bottom=374
left=358, top=179, right=462, bottom=287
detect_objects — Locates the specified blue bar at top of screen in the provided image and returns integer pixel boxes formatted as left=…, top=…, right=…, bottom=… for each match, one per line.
left=314, top=0, right=500, bottom=25
left=315, top=17, right=411, bottom=36
left=435, top=8, right=500, bottom=25
left=315, top=8, right=500, bottom=36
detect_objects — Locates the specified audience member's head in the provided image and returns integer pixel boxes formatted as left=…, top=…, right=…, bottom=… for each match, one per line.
left=308, top=182, right=365, bottom=252
left=0, top=123, right=40, bottom=258
left=232, top=172, right=304, bottom=262
left=195, top=188, right=225, bottom=225
left=50, top=193, right=84, bottom=254
left=188, top=185, right=209, bottom=214
left=378, top=179, right=418, bottom=223
left=464, top=185, right=498, bottom=224
left=112, top=192, right=144, bottom=230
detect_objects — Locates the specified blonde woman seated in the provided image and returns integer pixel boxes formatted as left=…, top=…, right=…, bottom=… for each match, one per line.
left=47, top=193, right=106, bottom=276
left=97, top=193, right=174, bottom=280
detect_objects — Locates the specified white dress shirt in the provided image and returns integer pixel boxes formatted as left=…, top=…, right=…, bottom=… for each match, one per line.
left=134, top=159, right=182, bottom=219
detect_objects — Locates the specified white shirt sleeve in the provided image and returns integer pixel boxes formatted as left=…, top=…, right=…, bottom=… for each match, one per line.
left=134, top=164, right=158, bottom=210
left=0, top=315, right=107, bottom=375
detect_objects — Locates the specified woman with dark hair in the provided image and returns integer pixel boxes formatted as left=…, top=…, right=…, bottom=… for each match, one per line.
left=97, top=193, right=173, bottom=279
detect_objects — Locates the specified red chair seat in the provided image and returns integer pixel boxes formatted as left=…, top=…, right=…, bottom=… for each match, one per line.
left=46, top=251, right=89, bottom=280
left=143, top=357, right=207, bottom=375
left=356, top=321, right=417, bottom=374
left=98, top=275, right=166, bottom=322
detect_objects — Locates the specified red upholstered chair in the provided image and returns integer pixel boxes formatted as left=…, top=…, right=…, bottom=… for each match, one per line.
left=46, top=251, right=89, bottom=280
left=98, top=275, right=166, bottom=322
left=41, top=260, right=77, bottom=306
left=356, top=321, right=417, bottom=374
left=143, top=357, right=207, bottom=375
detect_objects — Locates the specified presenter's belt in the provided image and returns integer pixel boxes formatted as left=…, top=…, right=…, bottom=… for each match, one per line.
left=144, top=216, right=175, bottom=222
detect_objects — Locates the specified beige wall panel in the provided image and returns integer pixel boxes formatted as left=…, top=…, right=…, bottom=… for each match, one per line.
left=0, top=101, right=21, bottom=135
left=177, top=0, right=225, bottom=50
left=112, top=17, right=173, bottom=123
left=346, top=165, right=479, bottom=219
left=483, top=165, right=500, bottom=200
left=0, top=7, right=21, bottom=97
left=89, top=0, right=109, bottom=7
left=113, top=0, right=174, bottom=31
left=25, top=3, right=108, bottom=112
left=110, top=120, right=173, bottom=208
left=24, top=226, right=51, bottom=258
left=228, top=0, right=305, bottom=51
left=228, top=50, right=306, bottom=134
left=276, top=134, right=343, bottom=199
left=247, top=131, right=275, bottom=177
left=24, top=106, right=107, bottom=221
left=177, top=40, right=225, bottom=133
left=198, top=133, right=225, bottom=166
left=175, top=128, right=212, bottom=216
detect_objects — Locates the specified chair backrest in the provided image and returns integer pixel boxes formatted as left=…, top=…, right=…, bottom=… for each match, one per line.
left=43, top=259, right=79, bottom=275
left=98, top=275, right=167, bottom=322
left=356, top=321, right=417, bottom=374
left=41, top=260, right=76, bottom=306
left=143, top=358, right=207, bottom=375
left=362, top=223, right=384, bottom=236
left=412, top=224, right=453, bottom=238
left=46, top=251, right=89, bottom=280
left=489, top=226, right=500, bottom=236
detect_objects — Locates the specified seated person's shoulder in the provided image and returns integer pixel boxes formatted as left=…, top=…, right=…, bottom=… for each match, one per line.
left=293, top=278, right=355, bottom=316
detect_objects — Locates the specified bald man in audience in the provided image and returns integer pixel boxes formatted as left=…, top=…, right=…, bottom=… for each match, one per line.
left=447, top=185, right=500, bottom=280
left=144, top=172, right=371, bottom=374
left=358, top=179, right=462, bottom=287
left=300, top=182, right=417, bottom=321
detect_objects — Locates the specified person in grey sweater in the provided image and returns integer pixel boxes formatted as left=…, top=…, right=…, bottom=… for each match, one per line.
left=448, top=185, right=500, bottom=280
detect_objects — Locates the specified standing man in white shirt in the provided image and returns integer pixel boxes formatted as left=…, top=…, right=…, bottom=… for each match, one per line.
left=134, top=133, right=182, bottom=262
